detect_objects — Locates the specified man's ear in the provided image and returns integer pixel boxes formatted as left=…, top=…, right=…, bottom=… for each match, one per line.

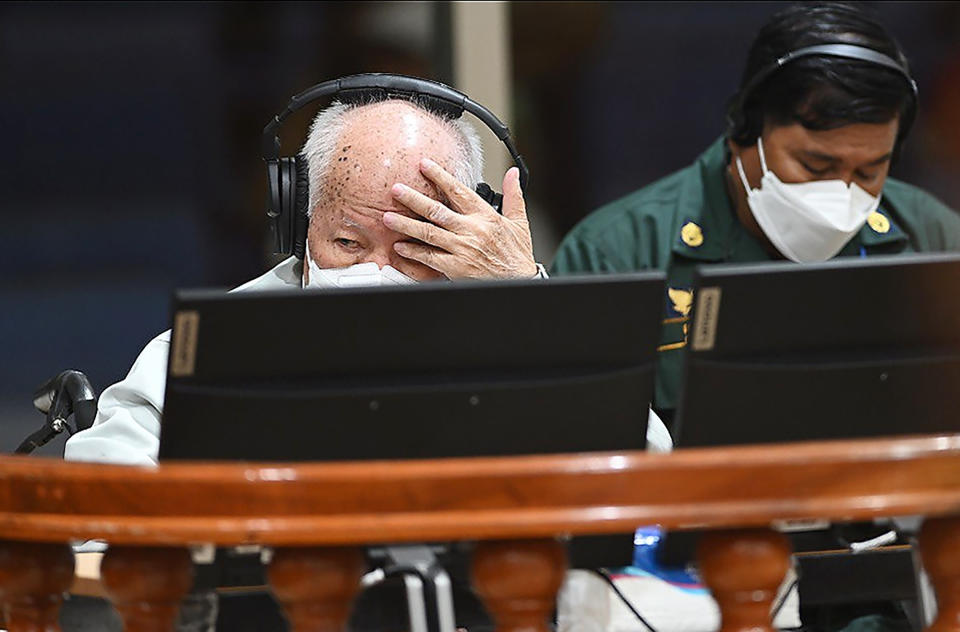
left=302, top=229, right=315, bottom=285
left=727, top=136, right=747, bottom=158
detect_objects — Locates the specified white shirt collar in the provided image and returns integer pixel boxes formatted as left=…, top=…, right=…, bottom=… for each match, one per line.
left=230, top=256, right=303, bottom=293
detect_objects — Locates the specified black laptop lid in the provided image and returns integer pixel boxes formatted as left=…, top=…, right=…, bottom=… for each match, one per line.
left=159, top=274, right=665, bottom=461
left=675, top=253, right=960, bottom=447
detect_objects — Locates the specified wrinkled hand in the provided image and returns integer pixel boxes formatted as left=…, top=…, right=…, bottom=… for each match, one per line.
left=383, top=158, right=537, bottom=279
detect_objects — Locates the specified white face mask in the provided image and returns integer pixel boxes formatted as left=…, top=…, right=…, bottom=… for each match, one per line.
left=303, top=241, right=417, bottom=289
left=735, top=137, right=881, bottom=263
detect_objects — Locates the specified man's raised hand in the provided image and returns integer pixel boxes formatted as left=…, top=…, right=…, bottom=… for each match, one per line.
left=382, top=158, right=537, bottom=279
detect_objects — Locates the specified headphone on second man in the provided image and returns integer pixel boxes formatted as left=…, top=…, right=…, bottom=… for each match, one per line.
left=262, top=73, right=529, bottom=260
left=726, top=43, right=920, bottom=147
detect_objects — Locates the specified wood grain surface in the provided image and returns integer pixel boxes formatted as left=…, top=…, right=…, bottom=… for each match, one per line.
left=0, top=434, right=956, bottom=546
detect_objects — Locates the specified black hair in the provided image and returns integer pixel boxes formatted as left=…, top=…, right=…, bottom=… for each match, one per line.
left=727, top=2, right=916, bottom=154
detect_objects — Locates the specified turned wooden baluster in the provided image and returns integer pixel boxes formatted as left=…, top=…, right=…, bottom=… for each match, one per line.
left=267, top=546, right=366, bottom=632
left=0, top=541, right=74, bottom=632
left=472, top=539, right=568, bottom=632
left=697, top=528, right=791, bottom=632
left=100, top=546, right=193, bottom=632
left=920, top=516, right=960, bottom=632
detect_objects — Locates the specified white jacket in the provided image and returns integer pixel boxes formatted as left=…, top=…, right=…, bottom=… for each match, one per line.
left=64, top=258, right=672, bottom=465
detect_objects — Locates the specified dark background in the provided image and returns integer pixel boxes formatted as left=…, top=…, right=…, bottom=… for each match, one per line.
left=2, top=1, right=958, bottom=455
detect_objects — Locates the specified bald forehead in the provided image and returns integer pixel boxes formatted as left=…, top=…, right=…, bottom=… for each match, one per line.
left=338, top=100, right=458, bottom=155
left=315, top=100, right=459, bottom=225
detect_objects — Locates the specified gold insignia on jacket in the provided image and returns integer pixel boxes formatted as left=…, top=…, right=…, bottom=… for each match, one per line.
left=668, top=287, right=693, bottom=317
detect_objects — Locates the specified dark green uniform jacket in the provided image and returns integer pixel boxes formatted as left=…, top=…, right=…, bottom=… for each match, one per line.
left=551, top=137, right=960, bottom=415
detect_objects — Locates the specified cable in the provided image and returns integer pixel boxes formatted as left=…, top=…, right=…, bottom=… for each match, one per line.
left=591, top=568, right=798, bottom=632
left=589, top=568, right=659, bottom=632
left=772, top=579, right=799, bottom=622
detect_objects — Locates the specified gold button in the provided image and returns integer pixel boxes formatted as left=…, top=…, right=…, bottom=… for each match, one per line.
left=681, top=222, right=704, bottom=247
left=867, top=211, right=890, bottom=234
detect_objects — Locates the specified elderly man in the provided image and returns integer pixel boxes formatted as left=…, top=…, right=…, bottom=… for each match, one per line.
left=65, top=96, right=672, bottom=466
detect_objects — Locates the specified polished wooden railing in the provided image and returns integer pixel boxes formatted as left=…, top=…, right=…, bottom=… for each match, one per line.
left=0, top=435, right=959, bottom=632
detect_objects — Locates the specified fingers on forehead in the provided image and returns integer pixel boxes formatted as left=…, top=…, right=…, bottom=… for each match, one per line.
left=393, top=176, right=447, bottom=211
left=423, top=164, right=486, bottom=214
left=385, top=212, right=433, bottom=242
left=389, top=207, right=422, bottom=222
left=421, top=159, right=467, bottom=193
left=398, top=215, right=433, bottom=241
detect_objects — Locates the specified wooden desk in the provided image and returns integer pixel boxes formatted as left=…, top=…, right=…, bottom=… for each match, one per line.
left=0, top=434, right=959, bottom=632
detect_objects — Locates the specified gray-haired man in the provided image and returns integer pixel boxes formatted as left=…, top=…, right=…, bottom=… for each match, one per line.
left=60, top=95, right=671, bottom=631
left=63, top=97, right=569, bottom=465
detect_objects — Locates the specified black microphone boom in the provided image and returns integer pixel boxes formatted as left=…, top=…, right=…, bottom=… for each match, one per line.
left=16, top=370, right=98, bottom=455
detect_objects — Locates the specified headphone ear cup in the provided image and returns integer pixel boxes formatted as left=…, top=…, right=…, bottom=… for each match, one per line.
left=277, top=158, right=296, bottom=256
left=475, top=182, right=504, bottom=214
left=292, top=156, right=310, bottom=260
left=265, top=158, right=284, bottom=254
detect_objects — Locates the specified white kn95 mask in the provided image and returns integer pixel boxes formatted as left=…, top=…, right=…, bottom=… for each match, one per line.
left=736, top=136, right=881, bottom=263
left=303, top=241, right=417, bottom=289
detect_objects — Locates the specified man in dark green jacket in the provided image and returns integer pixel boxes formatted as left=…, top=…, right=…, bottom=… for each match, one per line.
left=552, top=3, right=960, bottom=427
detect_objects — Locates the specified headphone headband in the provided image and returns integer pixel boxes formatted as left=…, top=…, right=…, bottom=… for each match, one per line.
left=262, top=73, right=528, bottom=189
left=739, top=43, right=918, bottom=104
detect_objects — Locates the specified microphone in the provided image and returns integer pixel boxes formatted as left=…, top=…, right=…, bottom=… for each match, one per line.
left=16, top=371, right=98, bottom=454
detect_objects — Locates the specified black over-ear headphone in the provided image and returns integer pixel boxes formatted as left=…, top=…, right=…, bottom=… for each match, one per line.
left=727, top=43, right=919, bottom=146
left=262, top=73, right=529, bottom=259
